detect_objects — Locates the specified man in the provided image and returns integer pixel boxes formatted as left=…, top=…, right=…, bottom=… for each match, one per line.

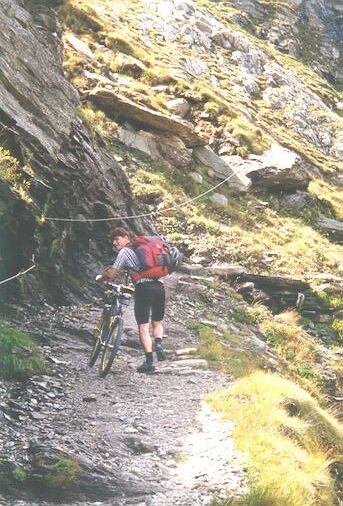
left=96, top=227, right=167, bottom=374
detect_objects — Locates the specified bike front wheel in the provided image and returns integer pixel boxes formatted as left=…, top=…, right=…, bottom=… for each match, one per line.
left=100, top=316, right=124, bottom=378
left=89, top=312, right=108, bottom=367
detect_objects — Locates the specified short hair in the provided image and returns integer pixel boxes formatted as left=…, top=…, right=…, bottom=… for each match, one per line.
left=112, top=227, right=130, bottom=239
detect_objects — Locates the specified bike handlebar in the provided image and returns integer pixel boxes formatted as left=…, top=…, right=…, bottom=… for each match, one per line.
left=106, top=282, right=134, bottom=294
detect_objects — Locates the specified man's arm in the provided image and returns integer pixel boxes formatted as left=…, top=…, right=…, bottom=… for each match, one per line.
left=96, top=266, right=120, bottom=284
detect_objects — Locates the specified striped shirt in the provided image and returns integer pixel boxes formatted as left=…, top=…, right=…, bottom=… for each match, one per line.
left=112, top=247, right=156, bottom=285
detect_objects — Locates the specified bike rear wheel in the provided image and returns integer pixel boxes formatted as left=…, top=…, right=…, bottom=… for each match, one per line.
left=100, top=316, right=124, bottom=377
left=89, top=312, right=108, bottom=367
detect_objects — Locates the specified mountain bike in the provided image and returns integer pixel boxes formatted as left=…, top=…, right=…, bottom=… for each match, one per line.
left=89, top=282, right=134, bottom=377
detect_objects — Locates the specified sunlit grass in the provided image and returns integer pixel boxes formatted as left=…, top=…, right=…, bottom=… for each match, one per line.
left=0, top=147, right=32, bottom=204
left=309, top=179, right=343, bottom=220
left=207, top=372, right=343, bottom=506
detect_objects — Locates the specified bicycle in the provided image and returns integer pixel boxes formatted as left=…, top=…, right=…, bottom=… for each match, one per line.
left=89, top=282, right=134, bottom=377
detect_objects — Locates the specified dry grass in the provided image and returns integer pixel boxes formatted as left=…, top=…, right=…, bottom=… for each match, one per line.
left=0, top=147, right=32, bottom=204
left=192, top=322, right=266, bottom=377
left=77, top=103, right=118, bottom=140
left=309, top=180, right=343, bottom=220
left=207, top=372, right=342, bottom=506
left=261, top=310, right=323, bottom=392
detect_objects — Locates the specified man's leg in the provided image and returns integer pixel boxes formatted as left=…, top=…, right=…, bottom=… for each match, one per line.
left=151, top=320, right=163, bottom=340
left=151, top=282, right=167, bottom=361
left=152, top=320, right=167, bottom=361
left=135, top=283, right=155, bottom=373
left=138, top=323, right=153, bottom=352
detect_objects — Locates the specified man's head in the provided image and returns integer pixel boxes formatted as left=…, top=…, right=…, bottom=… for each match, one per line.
left=112, top=227, right=131, bottom=250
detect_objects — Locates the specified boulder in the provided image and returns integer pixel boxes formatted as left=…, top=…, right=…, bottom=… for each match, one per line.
left=157, top=134, right=192, bottom=167
left=180, top=57, right=209, bottom=75
left=243, top=75, right=260, bottom=96
left=64, top=33, right=94, bottom=59
left=88, top=88, right=207, bottom=147
left=117, top=128, right=160, bottom=159
left=246, top=144, right=320, bottom=191
left=190, top=172, right=203, bottom=184
left=279, top=191, right=314, bottom=209
left=181, top=26, right=212, bottom=50
left=211, top=30, right=232, bottom=49
left=210, top=193, right=228, bottom=207
left=193, top=146, right=251, bottom=193
left=113, top=53, right=146, bottom=77
left=28, top=443, right=155, bottom=500
left=208, top=263, right=245, bottom=277
left=330, top=132, right=343, bottom=159
left=166, top=98, right=191, bottom=117
left=237, top=273, right=335, bottom=320
left=317, top=215, right=343, bottom=242
left=117, top=127, right=192, bottom=167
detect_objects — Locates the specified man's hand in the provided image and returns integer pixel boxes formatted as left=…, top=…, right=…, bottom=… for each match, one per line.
left=95, top=267, right=120, bottom=283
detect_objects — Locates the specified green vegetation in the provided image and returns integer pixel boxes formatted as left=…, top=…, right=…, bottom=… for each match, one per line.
left=77, top=103, right=118, bottom=141
left=59, top=2, right=103, bottom=33
left=261, top=310, right=323, bottom=392
left=309, top=180, right=343, bottom=220
left=0, top=324, right=46, bottom=380
left=104, top=31, right=151, bottom=65
left=0, top=147, right=32, bottom=204
left=230, top=303, right=271, bottom=325
left=46, top=457, right=81, bottom=489
left=12, top=468, right=27, bottom=482
left=332, top=318, right=343, bottom=340
left=141, top=66, right=178, bottom=85
left=229, top=117, right=270, bottom=155
left=207, top=372, right=342, bottom=506
left=189, top=321, right=266, bottom=377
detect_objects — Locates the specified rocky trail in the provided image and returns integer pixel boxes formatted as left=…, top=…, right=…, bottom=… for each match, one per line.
left=0, top=274, right=247, bottom=506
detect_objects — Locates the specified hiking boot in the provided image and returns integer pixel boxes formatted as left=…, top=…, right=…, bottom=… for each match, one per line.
left=137, top=361, right=156, bottom=374
left=155, top=344, right=167, bottom=362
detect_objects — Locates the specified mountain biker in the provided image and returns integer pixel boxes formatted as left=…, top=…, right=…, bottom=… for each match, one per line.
left=96, top=227, right=167, bottom=374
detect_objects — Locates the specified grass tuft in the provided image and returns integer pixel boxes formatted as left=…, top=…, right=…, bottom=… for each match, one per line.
left=0, top=324, right=46, bottom=380
left=60, top=2, right=103, bottom=33
left=46, top=457, right=81, bottom=489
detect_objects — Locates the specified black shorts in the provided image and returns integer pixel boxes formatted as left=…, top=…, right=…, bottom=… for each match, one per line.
left=134, top=281, right=165, bottom=325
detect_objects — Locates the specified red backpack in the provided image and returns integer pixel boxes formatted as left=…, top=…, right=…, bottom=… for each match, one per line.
left=130, top=236, right=170, bottom=282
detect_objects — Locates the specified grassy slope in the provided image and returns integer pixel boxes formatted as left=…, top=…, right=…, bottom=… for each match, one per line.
left=59, top=0, right=343, bottom=281
left=208, top=371, right=342, bottom=506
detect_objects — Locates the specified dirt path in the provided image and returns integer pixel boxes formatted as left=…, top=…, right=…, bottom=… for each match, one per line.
left=1, top=274, right=246, bottom=505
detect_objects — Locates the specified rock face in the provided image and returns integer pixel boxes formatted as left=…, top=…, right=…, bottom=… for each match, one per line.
left=117, top=127, right=192, bottom=167
left=0, top=0, right=146, bottom=303
left=229, top=0, right=343, bottom=86
left=317, top=215, right=343, bottom=243
left=193, top=146, right=251, bottom=192
left=88, top=88, right=207, bottom=147
left=236, top=273, right=336, bottom=321
left=166, top=98, right=191, bottom=117
left=223, top=145, right=321, bottom=191
left=247, top=145, right=320, bottom=190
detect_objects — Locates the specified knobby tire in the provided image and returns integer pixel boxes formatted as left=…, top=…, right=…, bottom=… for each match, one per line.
left=88, top=312, right=108, bottom=367
left=100, top=316, right=124, bottom=377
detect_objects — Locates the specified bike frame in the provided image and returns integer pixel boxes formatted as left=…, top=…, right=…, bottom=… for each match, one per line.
left=100, top=301, right=122, bottom=348
left=98, top=284, right=131, bottom=349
